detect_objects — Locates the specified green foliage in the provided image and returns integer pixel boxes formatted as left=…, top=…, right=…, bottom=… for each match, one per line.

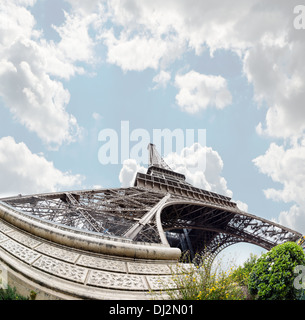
left=29, top=290, right=37, bottom=300
left=297, top=289, right=305, bottom=300
left=165, top=254, right=246, bottom=300
left=232, top=253, right=258, bottom=286
left=0, top=285, right=29, bottom=300
left=248, top=242, right=305, bottom=300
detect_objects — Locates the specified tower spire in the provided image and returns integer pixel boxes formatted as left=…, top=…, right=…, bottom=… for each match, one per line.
left=147, top=143, right=172, bottom=170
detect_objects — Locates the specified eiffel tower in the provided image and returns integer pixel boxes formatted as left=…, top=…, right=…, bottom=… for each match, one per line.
left=1, top=143, right=301, bottom=260
left=0, top=144, right=302, bottom=299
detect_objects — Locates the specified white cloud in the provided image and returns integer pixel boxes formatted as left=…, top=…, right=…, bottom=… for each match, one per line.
left=278, top=205, right=305, bottom=235
left=152, top=70, right=171, bottom=89
left=36, top=0, right=304, bottom=140
left=102, top=32, right=169, bottom=72
left=92, top=112, right=102, bottom=121
left=48, top=0, right=305, bottom=140
left=0, top=0, right=99, bottom=147
left=0, top=44, right=80, bottom=147
left=119, top=144, right=234, bottom=200
left=52, top=10, right=97, bottom=64
left=0, top=136, right=83, bottom=197
left=102, top=0, right=253, bottom=57
left=253, top=139, right=305, bottom=233
left=164, top=144, right=233, bottom=198
left=243, top=38, right=305, bottom=140
left=92, top=184, right=103, bottom=189
left=253, top=141, right=305, bottom=205
left=0, top=1, right=37, bottom=50
left=236, top=200, right=248, bottom=212
left=64, top=0, right=101, bottom=14
left=97, top=1, right=189, bottom=71
left=119, top=158, right=146, bottom=187
left=175, top=70, right=232, bottom=113
left=95, top=0, right=305, bottom=139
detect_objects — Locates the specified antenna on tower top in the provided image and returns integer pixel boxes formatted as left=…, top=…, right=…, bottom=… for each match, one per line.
left=147, top=143, right=172, bottom=170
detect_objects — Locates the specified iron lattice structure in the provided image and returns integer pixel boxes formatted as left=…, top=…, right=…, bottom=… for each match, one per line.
left=1, top=144, right=302, bottom=259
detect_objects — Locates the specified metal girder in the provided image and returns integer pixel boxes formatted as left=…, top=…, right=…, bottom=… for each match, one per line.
left=1, top=144, right=301, bottom=264
left=159, top=199, right=302, bottom=259
left=1, top=187, right=302, bottom=259
left=1, top=144, right=303, bottom=262
left=2, top=188, right=165, bottom=239
left=123, top=194, right=171, bottom=240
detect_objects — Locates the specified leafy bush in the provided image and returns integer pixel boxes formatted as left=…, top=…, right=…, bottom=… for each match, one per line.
left=248, top=242, right=305, bottom=300
left=0, top=285, right=28, bottom=300
left=231, top=253, right=258, bottom=287
left=165, top=254, right=246, bottom=300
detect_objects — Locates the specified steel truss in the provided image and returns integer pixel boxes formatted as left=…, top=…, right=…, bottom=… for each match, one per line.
left=2, top=188, right=165, bottom=243
left=0, top=145, right=302, bottom=259
left=1, top=187, right=301, bottom=259
left=160, top=201, right=301, bottom=259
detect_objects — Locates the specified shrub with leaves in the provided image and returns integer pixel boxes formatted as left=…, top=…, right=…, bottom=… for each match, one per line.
left=0, top=285, right=28, bottom=300
left=232, top=253, right=258, bottom=287
left=165, top=254, right=246, bottom=300
left=248, top=242, right=305, bottom=300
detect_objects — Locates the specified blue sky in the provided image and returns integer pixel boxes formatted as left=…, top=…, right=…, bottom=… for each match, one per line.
left=1, top=0, right=305, bottom=265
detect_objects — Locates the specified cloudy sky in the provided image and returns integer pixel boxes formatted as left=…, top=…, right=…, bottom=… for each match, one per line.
left=1, top=0, right=305, bottom=263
